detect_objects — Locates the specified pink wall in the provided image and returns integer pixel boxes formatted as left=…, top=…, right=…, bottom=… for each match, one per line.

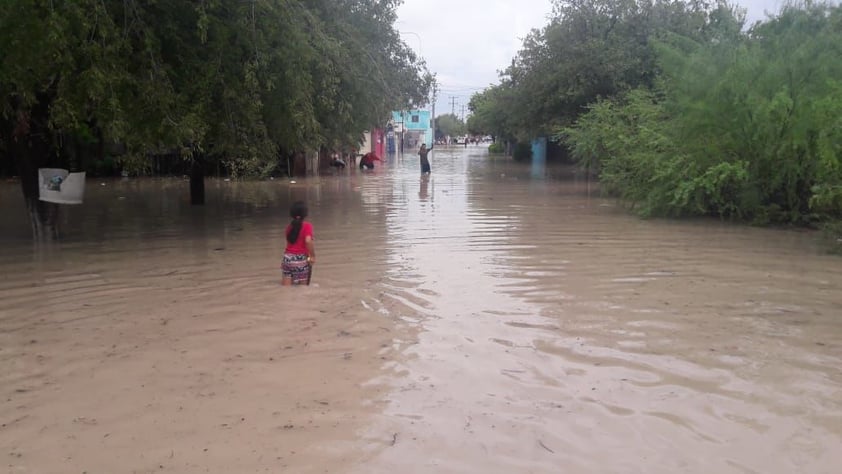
left=373, top=128, right=385, bottom=157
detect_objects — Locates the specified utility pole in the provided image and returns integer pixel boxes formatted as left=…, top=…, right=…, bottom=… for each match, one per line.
left=461, top=104, right=465, bottom=123
left=450, top=96, right=458, bottom=116
left=431, top=80, right=438, bottom=146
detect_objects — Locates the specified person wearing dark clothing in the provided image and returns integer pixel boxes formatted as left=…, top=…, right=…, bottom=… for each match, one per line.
left=419, top=143, right=433, bottom=174
left=329, top=152, right=346, bottom=169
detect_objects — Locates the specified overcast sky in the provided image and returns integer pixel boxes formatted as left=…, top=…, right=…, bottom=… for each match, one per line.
left=395, top=0, right=789, bottom=119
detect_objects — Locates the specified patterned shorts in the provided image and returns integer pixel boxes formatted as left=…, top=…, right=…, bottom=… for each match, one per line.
left=282, top=253, right=311, bottom=284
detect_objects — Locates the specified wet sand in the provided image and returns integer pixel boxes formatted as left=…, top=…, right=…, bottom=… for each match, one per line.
left=1, top=147, right=841, bottom=473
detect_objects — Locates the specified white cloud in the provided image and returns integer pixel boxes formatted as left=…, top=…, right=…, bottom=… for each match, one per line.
left=396, top=0, right=552, bottom=117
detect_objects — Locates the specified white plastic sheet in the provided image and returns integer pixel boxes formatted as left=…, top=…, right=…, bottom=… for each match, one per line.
left=38, top=168, right=86, bottom=204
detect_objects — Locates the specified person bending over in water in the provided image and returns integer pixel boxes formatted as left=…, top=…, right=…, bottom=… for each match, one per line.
left=329, top=152, right=346, bottom=169
left=359, top=152, right=381, bottom=170
left=419, top=143, right=433, bottom=174
left=281, top=201, right=315, bottom=286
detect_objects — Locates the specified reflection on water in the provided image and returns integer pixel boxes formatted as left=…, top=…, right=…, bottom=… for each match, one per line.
left=363, top=146, right=842, bottom=473
left=0, top=168, right=397, bottom=473
left=1, top=146, right=841, bottom=473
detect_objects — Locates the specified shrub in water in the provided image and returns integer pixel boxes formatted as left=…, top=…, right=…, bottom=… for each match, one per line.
left=513, top=142, right=532, bottom=162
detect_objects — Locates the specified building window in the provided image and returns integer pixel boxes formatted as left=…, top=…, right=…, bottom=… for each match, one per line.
left=411, top=115, right=419, bottom=123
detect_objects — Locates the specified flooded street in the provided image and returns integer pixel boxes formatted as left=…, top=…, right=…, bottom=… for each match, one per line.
left=1, top=147, right=841, bottom=473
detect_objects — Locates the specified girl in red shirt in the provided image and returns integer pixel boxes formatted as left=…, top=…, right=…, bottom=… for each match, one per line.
left=282, top=201, right=315, bottom=286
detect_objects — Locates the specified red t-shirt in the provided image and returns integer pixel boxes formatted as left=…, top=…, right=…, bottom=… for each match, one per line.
left=285, top=221, right=314, bottom=255
left=361, top=153, right=381, bottom=166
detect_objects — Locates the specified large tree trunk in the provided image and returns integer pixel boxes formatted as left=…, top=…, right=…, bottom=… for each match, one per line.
left=25, top=195, right=60, bottom=241
left=2, top=84, right=66, bottom=241
left=190, top=158, right=205, bottom=205
left=11, top=109, right=61, bottom=241
left=292, top=152, right=307, bottom=177
left=14, top=142, right=60, bottom=241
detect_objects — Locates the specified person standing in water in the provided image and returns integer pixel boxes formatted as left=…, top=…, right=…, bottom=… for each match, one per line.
left=281, top=201, right=315, bottom=286
left=419, top=143, right=433, bottom=174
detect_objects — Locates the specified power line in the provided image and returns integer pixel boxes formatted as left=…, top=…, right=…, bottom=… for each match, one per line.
left=437, top=83, right=492, bottom=90
left=438, top=87, right=488, bottom=93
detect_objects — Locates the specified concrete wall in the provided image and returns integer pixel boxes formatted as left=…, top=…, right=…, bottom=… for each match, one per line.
left=391, top=110, right=433, bottom=149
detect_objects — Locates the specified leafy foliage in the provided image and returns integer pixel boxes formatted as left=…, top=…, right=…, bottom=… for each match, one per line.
left=435, top=113, right=466, bottom=138
left=468, top=0, right=734, bottom=141
left=0, top=0, right=432, bottom=177
left=562, top=2, right=842, bottom=225
left=467, top=84, right=515, bottom=142
left=512, top=142, right=533, bottom=162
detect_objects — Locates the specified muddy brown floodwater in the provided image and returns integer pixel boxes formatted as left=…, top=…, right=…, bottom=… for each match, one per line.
left=1, top=146, right=841, bottom=474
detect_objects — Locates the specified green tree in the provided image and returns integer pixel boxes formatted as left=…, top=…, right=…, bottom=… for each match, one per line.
left=1, top=0, right=132, bottom=239
left=1, top=0, right=432, bottom=240
left=466, top=83, right=515, bottom=142
left=435, top=113, right=466, bottom=138
left=470, top=0, right=740, bottom=144
left=562, top=2, right=842, bottom=225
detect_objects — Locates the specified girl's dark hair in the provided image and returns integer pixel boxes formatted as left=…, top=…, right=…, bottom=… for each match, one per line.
left=287, top=201, right=308, bottom=244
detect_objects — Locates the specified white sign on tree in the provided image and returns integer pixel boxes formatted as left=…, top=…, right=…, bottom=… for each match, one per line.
left=38, top=168, right=86, bottom=205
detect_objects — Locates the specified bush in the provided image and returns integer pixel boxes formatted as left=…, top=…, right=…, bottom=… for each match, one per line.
left=513, top=142, right=532, bottom=162
left=821, top=221, right=842, bottom=254
left=560, top=4, right=842, bottom=224
left=488, top=142, right=504, bottom=153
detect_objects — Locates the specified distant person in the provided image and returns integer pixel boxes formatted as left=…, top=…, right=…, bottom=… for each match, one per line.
left=282, top=201, right=315, bottom=286
left=329, top=152, right=346, bottom=169
left=419, top=143, right=433, bottom=174
left=359, top=152, right=381, bottom=170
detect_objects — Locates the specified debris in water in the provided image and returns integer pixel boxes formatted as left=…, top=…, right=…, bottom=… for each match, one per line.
left=538, top=440, right=554, bottom=454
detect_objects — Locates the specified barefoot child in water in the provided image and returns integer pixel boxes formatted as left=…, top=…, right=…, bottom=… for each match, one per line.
left=282, top=201, right=315, bottom=286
